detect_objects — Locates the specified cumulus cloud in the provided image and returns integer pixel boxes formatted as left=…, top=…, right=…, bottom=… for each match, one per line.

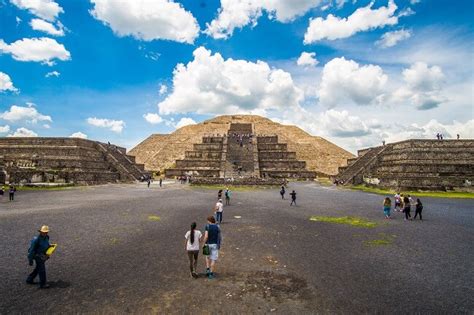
left=143, top=113, right=163, bottom=124
left=0, top=72, right=19, bottom=92
left=393, top=62, right=446, bottom=110
left=30, top=18, right=65, bottom=36
left=297, top=52, right=319, bottom=67
left=0, top=125, right=10, bottom=133
left=304, top=0, right=398, bottom=43
left=317, top=109, right=370, bottom=137
left=70, top=131, right=88, bottom=139
left=175, top=117, right=196, bottom=129
left=0, top=104, right=52, bottom=123
left=45, top=70, right=60, bottom=77
left=205, top=0, right=323, bottom=39
left=159, top=84, right=168, bottom=95
left=158, top=46, right=304, bottom=115
left=8, top=127, right=38, bottom=137
left=376, top=29, right=411, bottom=48
left=318, top=57, right=388, bottom=107
left=89, top=0, right=200, bottom=44
left=11, top=0, right=63, bottom=22
left=87, top=117, right=125, bottom=133
left=0, top=37, right=71, bottom=66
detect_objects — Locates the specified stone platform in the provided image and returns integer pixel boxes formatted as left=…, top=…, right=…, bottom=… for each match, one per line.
left=0, top=137, right=148, bottom=185
left=336, top=139, right=474, bottom=191
left=165, top=123, right=316, bottom=183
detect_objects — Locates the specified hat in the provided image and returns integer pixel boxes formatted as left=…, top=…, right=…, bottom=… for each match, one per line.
left=218, top=199, right=222, bottom=202
left=38, top=225, right=50, bottom=233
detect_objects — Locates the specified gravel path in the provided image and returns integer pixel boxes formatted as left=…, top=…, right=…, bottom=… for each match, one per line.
left=0, top=182, right=473, bottom=314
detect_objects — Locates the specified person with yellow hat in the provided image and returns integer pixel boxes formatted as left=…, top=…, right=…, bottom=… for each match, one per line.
left=26, top=225, right=52, bottom=289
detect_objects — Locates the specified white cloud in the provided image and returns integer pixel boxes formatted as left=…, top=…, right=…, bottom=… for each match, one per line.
left=296, top=51, right=319, bottom=67
left=0, top=125, right=10, bottom=133
left=87, top=117, right=125, bottom=133
left=158, top=46, right=304, bottom=115
left=317, top=109, right=370, bottom=137
left=16, top=16, right=22, bottom=26
left=175, top=117, right=196, bottom=129
left=30, top=18, right=65, bottom=36
left=393, top=62, right=446, bottom=110
left=45, top=70, right=60, bottom=77
left=8, top=127, right=38, bottom=137
left=159, top=84, right=168, bottom=95
left=11, top=0, right=63, bottom=21
left=304, top=0, right=398, bottom=43
left=318, top=57, right=388, bottom=107
left=70, top=131, right=88, bottom=139
left=0, top=37, right=71, bottom=66
left=376, top=29, right=411, bottom=48
left=205, top=0, right=323, bottom=39
left=42, top=123, right=50, bottom=128
left=0, top=104, right=52, bottom=123
left=143, top=113, right=163, bottom=124
left=89, top=0, right=200, bottom=44
left=0, top=71, right=19, bottom=92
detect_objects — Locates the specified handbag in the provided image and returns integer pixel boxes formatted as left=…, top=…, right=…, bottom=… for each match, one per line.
left=202, top=244, right=210, bottom=256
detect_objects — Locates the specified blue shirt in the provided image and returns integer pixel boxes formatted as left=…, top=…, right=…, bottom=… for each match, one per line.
left=28, top=235, right=50, bottom=260
left=205, top=224, right=221, bottom=245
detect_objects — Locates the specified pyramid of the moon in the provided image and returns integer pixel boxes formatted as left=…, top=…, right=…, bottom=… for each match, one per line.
left=129, top=115, right=354, bottom=177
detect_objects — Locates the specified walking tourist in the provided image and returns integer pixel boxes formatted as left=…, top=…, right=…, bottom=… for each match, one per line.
left=280, top=186, right=286, bottom=199
left=290, top=190, right=297, bottom=206
left=383, top=197, right=391, bottom=219
left=9, top=184, right=16, bottom=201
left=26, top=225, right=52, bottom=289
left=202, top=216, right=221, bottom=279
left=403, top=196, right=411, bottom=220
left=218, top=189, right=223, bottom=200
left=214, top=199, right=224, bottom=224
left=159, top=178, right=162, bottom=187
left=394, top=192, right=401, bottom=211
left=225, top=188, right=231, bottom=205
left=147, top=178, right=151, bottom=188
left=414, top=199, right=423, bottom=220
left=185, top=222, right=202, bottom=278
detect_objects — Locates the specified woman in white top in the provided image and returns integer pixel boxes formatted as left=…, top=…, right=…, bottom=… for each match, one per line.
left=185, top=222, right=202, bottom=278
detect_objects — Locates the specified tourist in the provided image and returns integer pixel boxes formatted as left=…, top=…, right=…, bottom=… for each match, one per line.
left=414, top=199, right=423, bottom=220
left=214, top=199, right=224, bottom=224
left=280, top=186, right=286, bottom=199
left=26, top=225, right=52, bottom=289
left=225, top=188, right=231, bottom=205
left=394, top=192, right=401, bottom=211
left=403, top=196, right=411, bottom=220
left=147, top=178, right=151, bottom=188
left=290, top=190, right=297, bottom=206
left=383, top=197, right=391, bottom=219
left=0, top=186, right=4, bottom=199
left=217, top=189, right=223, bottom=200
left=159, top=178, right=162, bottom=187
left=436, top=133, right=440, bottom=140
left=202, top=216, right=221, bottom=279
left=9, top=184, right=16, bottom=201
left=185, top=222, right=202, bottom=278
left=457, top=134, right=460, bottom=140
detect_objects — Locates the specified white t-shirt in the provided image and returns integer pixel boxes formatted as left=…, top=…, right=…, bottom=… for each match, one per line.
left=185, top=230, right=202, bottom=251
left=215, top=201, right=224, bottom=212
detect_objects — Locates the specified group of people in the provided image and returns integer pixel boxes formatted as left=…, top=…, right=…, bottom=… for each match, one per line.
left=383, top=193, right=423, bottom=220
left=0, top=184, right=16, bottom=201
left=184, top=188, right=230, bottom=280
left=279, top=186, right=297, bottom=205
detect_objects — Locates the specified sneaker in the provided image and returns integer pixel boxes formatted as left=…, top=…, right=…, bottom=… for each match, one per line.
left=26, top=280, right=35, bottom=285
left=208, top=273, right=214, bottom=279
left=192, top=272, right=198, bottom=278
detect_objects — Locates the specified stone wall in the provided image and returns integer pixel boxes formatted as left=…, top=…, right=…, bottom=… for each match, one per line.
left=0, top=137, right=148, bottom=185
left=336, top=139, right=474, bottom=191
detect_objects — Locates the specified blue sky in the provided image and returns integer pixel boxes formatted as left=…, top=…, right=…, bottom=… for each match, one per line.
left=0, top=0, right=473, bottom=152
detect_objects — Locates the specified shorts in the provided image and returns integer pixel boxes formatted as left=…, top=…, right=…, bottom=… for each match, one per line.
left=208, top=243, right=219, bottom=261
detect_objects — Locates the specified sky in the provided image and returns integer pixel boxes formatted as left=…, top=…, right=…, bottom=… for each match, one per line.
left=0, top=0, right=473, bottom=153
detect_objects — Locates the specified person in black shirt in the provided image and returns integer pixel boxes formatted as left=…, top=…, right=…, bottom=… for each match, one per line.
left=414, top=199, right=423, bottom=220
left=280, top=186, right=285, bottom=199
left=290, top=190, right=297, bottom=206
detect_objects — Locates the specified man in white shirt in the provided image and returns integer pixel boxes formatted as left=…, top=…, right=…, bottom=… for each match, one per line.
left=215, top=199, right=224, bottom=224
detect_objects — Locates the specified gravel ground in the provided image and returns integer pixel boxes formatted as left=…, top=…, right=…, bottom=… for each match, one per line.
left=0, top=181, right=473, bottom=314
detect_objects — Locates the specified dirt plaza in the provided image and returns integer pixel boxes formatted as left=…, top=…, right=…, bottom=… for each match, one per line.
left=0, top=182, right=473, bottom=314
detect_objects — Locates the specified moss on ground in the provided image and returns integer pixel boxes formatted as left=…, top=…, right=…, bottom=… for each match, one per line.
left=309, top=216, right=377, bottom=228
left=349, top=185, right=474, bottom=199
left=148, top=215, right=161, bottom=221
left=13, top=185, right=77, bottom=191
left=316, top=177, right=333, bottom=187
left=364, top=233, right=395, bottom=247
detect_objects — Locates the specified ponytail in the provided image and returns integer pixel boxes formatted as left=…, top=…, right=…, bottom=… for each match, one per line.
left=190, top=222, right=197, bottom=244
